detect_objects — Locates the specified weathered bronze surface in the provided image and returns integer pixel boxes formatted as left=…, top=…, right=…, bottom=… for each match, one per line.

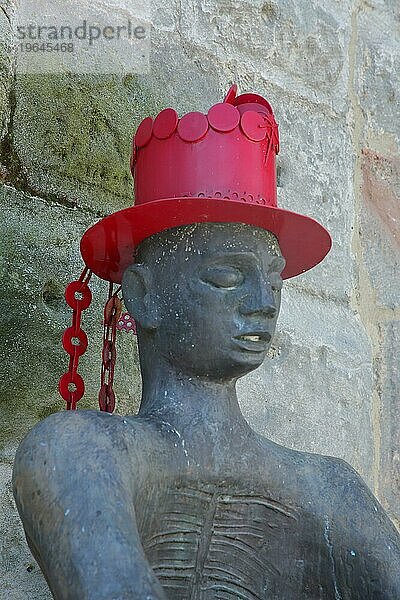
left=13, top=223, right=400, bottom=599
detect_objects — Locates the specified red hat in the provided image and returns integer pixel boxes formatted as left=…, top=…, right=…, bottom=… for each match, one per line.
left=80, top=84, right=331, bottom=282
left=61, top=85, right=332, bottom=412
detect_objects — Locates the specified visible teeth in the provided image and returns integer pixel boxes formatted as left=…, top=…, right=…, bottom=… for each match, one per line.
left=242, top=335, right=261, bottom=341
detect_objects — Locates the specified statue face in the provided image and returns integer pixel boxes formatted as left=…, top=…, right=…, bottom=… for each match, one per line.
left=126, top=223, right=285, bottom=381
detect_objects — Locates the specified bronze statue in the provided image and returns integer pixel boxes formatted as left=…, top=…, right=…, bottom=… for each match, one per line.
left=13, top=87, right=400, bottom=599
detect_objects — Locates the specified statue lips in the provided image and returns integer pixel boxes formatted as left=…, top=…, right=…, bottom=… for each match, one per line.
left=232, top=331, right=272, bottom=353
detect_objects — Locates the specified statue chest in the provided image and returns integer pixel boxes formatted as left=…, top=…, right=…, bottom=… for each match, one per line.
left=137, top=480, right=329, bottom=600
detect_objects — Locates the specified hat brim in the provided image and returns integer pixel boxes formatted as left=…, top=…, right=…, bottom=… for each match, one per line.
left=80, top=197, right=332, bottom=283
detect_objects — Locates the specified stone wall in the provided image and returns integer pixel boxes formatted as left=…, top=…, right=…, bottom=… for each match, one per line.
left=0, top=1, right=399, bottom=597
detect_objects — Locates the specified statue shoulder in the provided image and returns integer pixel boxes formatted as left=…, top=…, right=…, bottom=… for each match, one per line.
left=15, top=409, right=135, bottom=453
left=313, top=454, right=400, bottom=551
left=278, top=446, right=397, bottom=534
left=313, top=453, right=367, bottom=488
left=16, top=409, right=158, bottom=448
left=13, top=410, right=160, bottom=489
left=315, top=454, right=380, bottom=507
left=308, top=453, right=381, bottom=514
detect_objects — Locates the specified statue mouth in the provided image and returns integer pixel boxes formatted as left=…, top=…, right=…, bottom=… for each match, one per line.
left=232, top=332, right=271, bottom=352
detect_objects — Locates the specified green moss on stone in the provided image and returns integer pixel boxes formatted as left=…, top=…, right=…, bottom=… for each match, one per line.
left=0, top=185, right=141, bottom=452
left=12, top=74, right=167, bottom=213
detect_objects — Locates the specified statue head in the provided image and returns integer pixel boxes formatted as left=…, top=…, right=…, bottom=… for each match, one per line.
left=122, top=222, right=285, bottom=381
left=61, top=85, right=331, bottom=410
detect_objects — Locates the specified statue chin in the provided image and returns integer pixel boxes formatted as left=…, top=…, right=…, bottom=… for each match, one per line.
left=155, top=341, right=271, bottom=382
left=181, top=357, right=266, bottom=382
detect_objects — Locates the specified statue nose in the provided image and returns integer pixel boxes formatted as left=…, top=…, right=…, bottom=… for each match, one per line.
left=239, top=281, right=277, bottom=319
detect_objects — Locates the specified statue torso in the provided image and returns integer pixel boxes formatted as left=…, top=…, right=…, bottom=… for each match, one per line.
left=13, top=410, right=400, bottom=600
left=130, top=417, right=366, bottom=600
left=137, top=478, right=331, bottom=599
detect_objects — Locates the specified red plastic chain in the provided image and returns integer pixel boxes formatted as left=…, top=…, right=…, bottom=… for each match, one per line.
left=98, top=283, right=123, bottom=413
left=59, top=268, right=92, bottom=410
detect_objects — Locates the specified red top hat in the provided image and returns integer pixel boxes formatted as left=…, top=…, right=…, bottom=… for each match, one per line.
left=81, top=84, right=331, bottom=282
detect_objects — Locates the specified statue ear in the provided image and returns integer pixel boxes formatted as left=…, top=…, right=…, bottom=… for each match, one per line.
left=122, top=263, right=159, bottom=331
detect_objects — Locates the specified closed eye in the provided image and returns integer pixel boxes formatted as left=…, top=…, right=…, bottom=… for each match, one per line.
left=200, top=265, right=244, bottom=289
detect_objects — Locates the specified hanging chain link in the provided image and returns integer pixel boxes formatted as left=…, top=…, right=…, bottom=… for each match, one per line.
left=59, top=271, right=131, bottom=412
left=59, top=268, right=93, bottom=410
left=98, top=283, right=123, bottom=413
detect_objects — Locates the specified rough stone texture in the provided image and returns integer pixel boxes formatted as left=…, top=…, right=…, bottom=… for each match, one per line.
left=11, top=75, right=163, bottom=215
left=379, top=321, right=400, bottom=527
left=0, top=463, right=52, bottom=599
left=178, top=0, right=352, bottom=114
left=276, top=100, right=355, bottom=302
left=0, top=3, right=12, bottom=139
left=360, top=149, right=400, bottom=309
left=356, top=1, right=400, bottom=148
left=0, top=0, right=399, bottom=597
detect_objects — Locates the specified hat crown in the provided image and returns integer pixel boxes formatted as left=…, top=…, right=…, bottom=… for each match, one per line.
left=80, top=85, right=331, bottom=284
left=131, top=89, right=279, bottom=210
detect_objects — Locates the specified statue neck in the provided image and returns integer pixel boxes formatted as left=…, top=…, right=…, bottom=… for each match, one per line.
left=137, top=359, right=251, bottom=437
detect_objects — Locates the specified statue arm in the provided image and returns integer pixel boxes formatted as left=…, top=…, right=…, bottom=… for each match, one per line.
left=13, top=411, right=166, bottom=600
left=327, top=457, right=400, bottom=599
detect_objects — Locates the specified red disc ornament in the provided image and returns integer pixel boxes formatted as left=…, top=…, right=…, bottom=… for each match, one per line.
left=117, top=312, right=137, bottom=333
left=234, top=93, right=273, bottom=115
left=207, top=103, right=240, bottom=133
left=177, top=112, right=208, bottom=142
left=135, top=116, right=153, bottom=148
left=240, top=111, right=267, bottom=142
left=153, top=108, right=178, bottom=140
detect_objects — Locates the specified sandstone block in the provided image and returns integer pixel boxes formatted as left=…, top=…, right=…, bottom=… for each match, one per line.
left=276, top=100, right=355, bottom=302
left=0, top=461, right=51, bottom=598
left=178, top=0, right=351, bottom=114
left=10, top=74, right=167, bottom=214
left=360, top=149, right=400, bottom=309
left=357, top=3, right=400, bottom=146
left=379, top=320, right=400, bottom=525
